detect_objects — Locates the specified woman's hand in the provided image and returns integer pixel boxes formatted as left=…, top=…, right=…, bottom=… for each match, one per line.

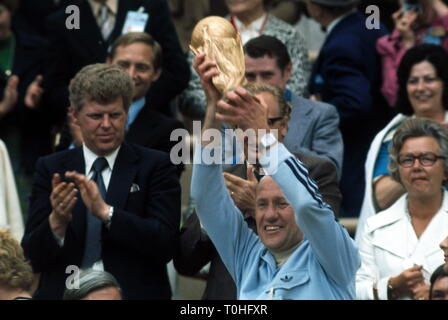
left=392, top=9, right=418, bottom=48
left=389, top=265, right=425, bottom=299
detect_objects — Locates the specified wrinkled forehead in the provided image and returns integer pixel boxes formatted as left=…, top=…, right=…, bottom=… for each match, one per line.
left=256, top=176, right=284, bottom=198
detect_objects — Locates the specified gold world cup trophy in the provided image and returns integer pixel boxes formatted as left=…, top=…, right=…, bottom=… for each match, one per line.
left=190, top=16, right=247, bottom=95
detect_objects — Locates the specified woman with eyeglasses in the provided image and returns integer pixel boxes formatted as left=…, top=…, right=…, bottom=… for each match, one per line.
left=356, top=118, right=448, bottom=300
left=356, top=44, right=448, bottom=243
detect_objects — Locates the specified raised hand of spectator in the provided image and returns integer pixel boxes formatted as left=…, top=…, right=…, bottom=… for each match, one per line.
left=24, top=74, right=44, bottom=109
left=48, top=173, right=78, bottom=238
left=392, top=9, right=418, bottom=48
left=389, top=265, right=425, bottom=299
left=223, top=165, right=258, bottom=217
left=216, top=87, right=268, bottom=132
left=0, top=75, right=18, bottom=119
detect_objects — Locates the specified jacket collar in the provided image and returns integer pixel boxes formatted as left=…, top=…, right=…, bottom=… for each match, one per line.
left=369, top=191, right=448, bottom=260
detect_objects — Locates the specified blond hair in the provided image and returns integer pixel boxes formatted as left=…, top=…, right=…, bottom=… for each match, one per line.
left=0, top=229, right=33, bottom=291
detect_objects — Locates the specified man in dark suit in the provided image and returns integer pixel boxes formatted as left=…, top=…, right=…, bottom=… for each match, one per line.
left=304, top=0, right=394, bottom=217
left=174, top=79, right=341, bottom=299
left=62, top=32, right=185, bottom=175
left=243, top=35, right=343, bottom=178
left=28, top=0, right=189, bottom=121
left=21, top=64, right=181, bottom=300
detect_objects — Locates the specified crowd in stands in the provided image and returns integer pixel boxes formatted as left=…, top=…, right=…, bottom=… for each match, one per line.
left=0, top=0, right=448, bottom=300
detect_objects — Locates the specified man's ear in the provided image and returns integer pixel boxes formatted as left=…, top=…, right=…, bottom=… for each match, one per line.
left=152, top=68, right=162, bottom=83
left=69, top=107, right=79, bottom=126
left=283, top=62, right=292, bottom=83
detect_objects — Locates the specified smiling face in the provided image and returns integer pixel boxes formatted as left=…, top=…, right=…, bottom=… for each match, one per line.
left=397, top=136, right=447, bottom=198
left=407, top=60, right=444, bottom=117
left=74, top=97, right=127, bottom=156
left=255, top=177, right=303, bottom=254
left=109, top=42, right=161, bottom=102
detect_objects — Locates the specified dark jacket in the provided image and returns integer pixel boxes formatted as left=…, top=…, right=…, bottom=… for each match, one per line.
left=22, top=142, right=181, bottom=299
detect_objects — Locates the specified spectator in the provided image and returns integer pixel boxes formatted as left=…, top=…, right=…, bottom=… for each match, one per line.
left=22, top=64, right=181, bottom=300
left=429, top=264, right=448, bottom=299
left=56, top=32, right=186, bottom=176
left=356, top=44, right=448, bottom=243
left=0, top=0, right=49, bottom=214
left=0, top=229, right=33, bottom=300
left=377, top=0, right=448, bottom=107
left=0, top=139, right=22, bottom=240
left=30, top=0, right=189, bottom=122
left=305, top=0, right=396, bottom=218
left=63, top=269, right=122, bottom=300
left=179, top=0, right=310, bottom=119
left=356, top=118, right=448, bottom=300
left=187, top=52, right=359, bottom=299
left=244, top=35, right=343, bottom=176
left=174, top=80, right=342, bottom=299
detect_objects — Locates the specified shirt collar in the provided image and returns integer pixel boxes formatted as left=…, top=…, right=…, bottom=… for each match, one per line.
left=326, top=9, right=356, bottom=35
left=83, top=143, right=121, bottom=175
left=126, top=97, right=146, bottom=131
left=233, top=13, right=267, bottom=33
left=88, top=0, right=118, bottom=16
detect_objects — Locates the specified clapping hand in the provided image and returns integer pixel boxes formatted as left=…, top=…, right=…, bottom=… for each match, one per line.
left=48, top=173, right=78, bottom=238
left=0, top=75, right=18, bottom=119
left=224, top=165, right=258, bottom=217
left=65, top=171, right=109, bottom=221
left=24, top=75, right=44, bottom=109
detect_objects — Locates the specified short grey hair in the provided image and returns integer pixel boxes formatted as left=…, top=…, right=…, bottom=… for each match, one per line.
left=388, top=118, right=448, bottom=185
left=69, top=63, right=134, bottom=112
left=63, top=269, right=122, bottom=300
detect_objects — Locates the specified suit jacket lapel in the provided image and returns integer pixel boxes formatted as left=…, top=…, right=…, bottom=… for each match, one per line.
left=126, top=104, right=158, bottom=146
left=106, top=143, right=139, bottom=209
left=288, top=95, right=313, bottom=149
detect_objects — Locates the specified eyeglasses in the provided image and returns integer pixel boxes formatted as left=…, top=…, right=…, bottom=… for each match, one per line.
left=267, top=116, right=284, bottom=126
left=397, top=152, right=446, bottom=168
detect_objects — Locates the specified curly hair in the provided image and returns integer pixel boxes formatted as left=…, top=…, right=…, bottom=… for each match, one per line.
left=0, top=229, right=33, bottom=291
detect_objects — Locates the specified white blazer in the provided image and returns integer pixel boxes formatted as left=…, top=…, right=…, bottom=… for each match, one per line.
left=356, top=192, right=448, bottom=300
left=0, top=139, right=23, bottom=240
left=355, top=114, right=407, bottom=244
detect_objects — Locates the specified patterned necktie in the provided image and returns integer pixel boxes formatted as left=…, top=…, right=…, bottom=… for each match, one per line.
left=97, top=4, right=114, bottom=40
left=81, top=157, right=108, bottom=268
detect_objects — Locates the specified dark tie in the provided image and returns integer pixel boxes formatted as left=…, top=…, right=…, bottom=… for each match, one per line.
left=81, top=157, right=108, bottom=268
